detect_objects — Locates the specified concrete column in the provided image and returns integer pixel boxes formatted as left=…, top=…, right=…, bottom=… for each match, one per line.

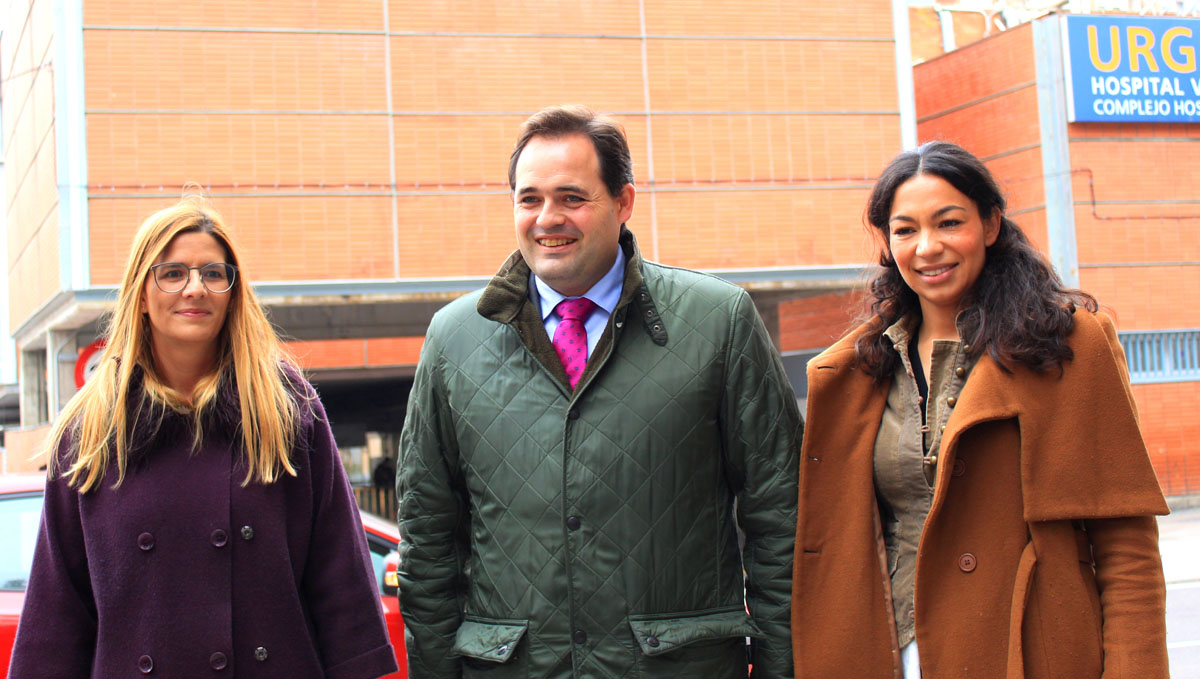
left=19, top=348, right=47, bottom=427
left=48, top=329, right=77, bottom=417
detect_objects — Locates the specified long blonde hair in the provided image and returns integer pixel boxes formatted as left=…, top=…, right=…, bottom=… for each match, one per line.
left=48, top=196, right=300, bottom=491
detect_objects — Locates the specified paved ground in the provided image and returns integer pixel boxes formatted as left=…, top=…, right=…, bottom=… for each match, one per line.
left=1160, top=505, right=1200, bottom=678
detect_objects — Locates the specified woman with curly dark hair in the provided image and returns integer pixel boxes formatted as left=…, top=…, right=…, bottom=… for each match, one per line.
left=791, top=142, right=1169, bottom=679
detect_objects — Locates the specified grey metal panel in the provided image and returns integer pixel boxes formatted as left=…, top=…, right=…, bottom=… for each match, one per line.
left=1032, top=15, right=1080, bottom=288
left=54, top=0, right=90, bottom=290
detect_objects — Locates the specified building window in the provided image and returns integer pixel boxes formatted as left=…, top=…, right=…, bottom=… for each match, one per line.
left=1119, top=330, right=1200, bottom=385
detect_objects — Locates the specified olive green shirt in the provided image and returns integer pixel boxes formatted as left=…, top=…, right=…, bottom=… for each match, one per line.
left=873, top=317, right=976, bottom=647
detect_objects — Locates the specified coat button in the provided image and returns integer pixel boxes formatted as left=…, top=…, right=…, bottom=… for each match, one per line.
left=955, top=366, right=966, bottom=377
left=958, top=553, right=978, bottom=573
left=566, top=515, right=581, bottom=531
left=646, top=635, right=660, bottom=648
left=210, top=651, right=228, bottom=670
left=567, top=408, right=580, bottom=421
left=137, top=532, right=155, bottom=551
left=138, top=654, right=154, bottom=673
left=946, top=396, right=957, bottom=407
left=211, top=529, right=228, bottom=548
left=953, top=459, right=966, bottom=477
left=240, top=525, right=254, bottom=541
left=573, top=629, right=587, bottom=644
left=254, top=646, right=268, bottom=662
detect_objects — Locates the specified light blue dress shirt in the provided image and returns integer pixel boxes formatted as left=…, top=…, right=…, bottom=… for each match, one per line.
left=532, top=248, right=626, bottom=361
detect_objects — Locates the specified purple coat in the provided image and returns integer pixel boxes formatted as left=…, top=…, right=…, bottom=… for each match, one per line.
left=8, top=370, right=398, bottom=679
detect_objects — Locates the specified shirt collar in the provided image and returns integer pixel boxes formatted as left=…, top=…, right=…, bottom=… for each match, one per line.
left=533, top=248, right=626, bottom=321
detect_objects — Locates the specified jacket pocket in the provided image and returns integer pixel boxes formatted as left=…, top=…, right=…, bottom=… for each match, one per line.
left=452, top=617, right=529, bottom=664
left=628, top=605, right=760, bottom=655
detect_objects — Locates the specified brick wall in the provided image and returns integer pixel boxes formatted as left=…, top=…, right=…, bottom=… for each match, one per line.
left=3, top=0, right=62, bottom=330
left=778, top=291, right=864, bottom=352
left=76, top=0, right=901, bottom=294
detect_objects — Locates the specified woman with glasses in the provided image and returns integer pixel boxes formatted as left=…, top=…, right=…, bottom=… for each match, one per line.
left=9, top=197, right=398, bottom=678
left=790, top=142, right=1168, bottom=678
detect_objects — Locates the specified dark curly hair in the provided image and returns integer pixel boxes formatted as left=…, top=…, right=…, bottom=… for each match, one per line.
left=855, top=141, right=1097, bottom=381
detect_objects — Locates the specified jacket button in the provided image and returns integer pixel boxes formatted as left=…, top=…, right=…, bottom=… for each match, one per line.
left=958, top=553, right=977, bottom=573
left=946, top=396, right=957, bottom=407
left=953, top=459, right=966, bottom=477
left=138, top=654, right=154, bottom=673
left=254, top=646, right=268, bottom=662
left=211, top=529, right=228, bottom=548
left=137, top=532, right=155, bottom=551
left=645, top=309, right=654, bottom=318
left=646, top=635, right=660, bottom=648
left=567, top=408, right=580, bottom=421
left=962, top=343, right=971, bottom=352
left=240, top=525, right=254, bottom=541
left=955, top=366, right=966, bottom=377
left=652, top=324, right=662, bottom=332
left=573, top=629, right=587, bottom=644
left=210, top=651, right=228, bottom=670
left=923, top=455, right=938, bottom=466
left=566, top=515, right=581, bottom=531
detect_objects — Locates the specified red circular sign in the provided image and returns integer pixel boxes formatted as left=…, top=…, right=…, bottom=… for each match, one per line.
left=74, top=339, right=108, bottom=388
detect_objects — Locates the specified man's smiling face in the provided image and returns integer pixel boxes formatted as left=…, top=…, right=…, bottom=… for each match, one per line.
left=512, top=133, right=634, bottom=297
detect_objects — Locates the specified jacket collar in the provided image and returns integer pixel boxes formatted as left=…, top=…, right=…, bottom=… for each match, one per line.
left=125, top=364, right=242, bottom=464
left=476, top=226, right=667, bottom=346
left=806, top=312, right=1166, bottom=521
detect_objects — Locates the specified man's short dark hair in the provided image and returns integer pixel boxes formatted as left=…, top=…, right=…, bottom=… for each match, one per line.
left=508, top=105, right=634, bottom=198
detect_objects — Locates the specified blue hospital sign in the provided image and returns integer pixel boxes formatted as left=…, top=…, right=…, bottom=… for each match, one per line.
left=1063, top=15, right=1200, bottom=123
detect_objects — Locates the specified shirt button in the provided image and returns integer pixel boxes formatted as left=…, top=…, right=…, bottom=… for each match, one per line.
left=963, top=343, right=972, bottom=352
left=567, top=408, right=580, bottom=421
left=240, top=525, right=254, bottom=541
left=211, top=529, right=228, bottom=548
left=254, top=646, right=268, bottom=662
left=573, top=629, right=588, bottom=645
left=566, top=515, right=581, bottom=531
left=946, top=396, right=957, bottom=407
left=210, top=651, right=228, bottom=670
left=646, top=635, right=660, bottom=648
left=958, top=553, right=978, bottom=573
left=953, top=459, right=967, bottom=477
left=138, top=654, right=154, bottom=673
left=138, top=532, right=155, bottom=551
left=955, top=366, right=966, bottom=377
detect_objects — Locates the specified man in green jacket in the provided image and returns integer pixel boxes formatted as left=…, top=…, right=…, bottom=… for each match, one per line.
left=398, top=105, right=801, bottom=679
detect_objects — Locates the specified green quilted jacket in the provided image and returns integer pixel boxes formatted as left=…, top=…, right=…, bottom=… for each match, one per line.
left=397, top=228, right=800, bottom=679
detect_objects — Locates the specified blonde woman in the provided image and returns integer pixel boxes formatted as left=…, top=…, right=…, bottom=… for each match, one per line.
left=9, top=198, right=398, bottom=678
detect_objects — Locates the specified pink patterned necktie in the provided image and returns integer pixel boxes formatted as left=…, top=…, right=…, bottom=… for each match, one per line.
left=552, top=297, right=597, bottom=390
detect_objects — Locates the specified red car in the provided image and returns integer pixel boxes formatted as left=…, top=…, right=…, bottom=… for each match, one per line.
left=0, top=473, right=408, bottom=678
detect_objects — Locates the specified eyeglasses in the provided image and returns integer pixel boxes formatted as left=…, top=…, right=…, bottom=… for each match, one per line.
left=150, top=262, right=238, bottom=294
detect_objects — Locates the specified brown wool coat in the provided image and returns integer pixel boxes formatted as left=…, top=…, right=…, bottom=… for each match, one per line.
left=792, top=310, right=1169, bottom=679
